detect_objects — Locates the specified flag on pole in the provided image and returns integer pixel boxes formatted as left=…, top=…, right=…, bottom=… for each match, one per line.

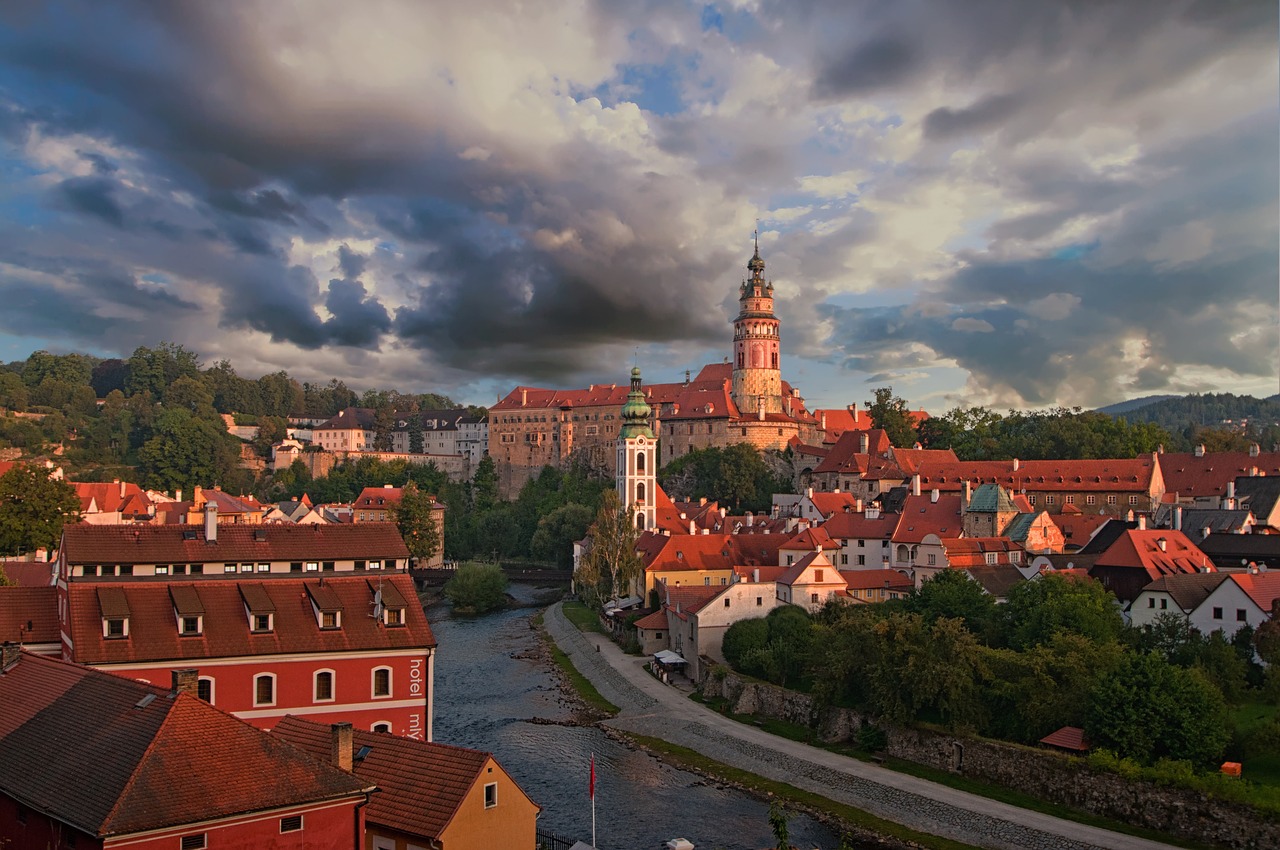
left=589, top=754, right=596, bottom=799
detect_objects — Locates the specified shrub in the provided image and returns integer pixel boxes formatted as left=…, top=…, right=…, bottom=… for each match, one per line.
left=443, top=562, right=509, bottom=614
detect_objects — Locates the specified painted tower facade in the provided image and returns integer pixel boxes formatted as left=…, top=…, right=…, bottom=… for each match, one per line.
left=731, top=240, right=783, bottom=415
left=616, top=366, right=657, bottom=531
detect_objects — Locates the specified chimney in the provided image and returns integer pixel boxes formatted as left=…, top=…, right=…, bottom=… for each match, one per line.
left=1012, top=458, right=1020, bottom=472
left=820, top=413, right=827, bottom=430
left=1157, top=444, right=1164, bottom=454
left=700, top=497, right=707, bottom=506
left=806, top=487, right=813, bottom=499
left=689, top=521, right=696, bottom=534
left=753, top=568, right=760, bottom=583
left=1173, top=506, right=1183, bottom=531
left=701, top=528, right=709, bottom=535
left=859, top=433, right=869, bottom=454
left=720, top=507, right=727, bottom=519
left=1194, top=444, right=1205, bottom=457
left=331, top=722, right=354, bottom=772
left=34, top=548, right=47, bottom=563
left=520, top=389, right=528, bottom=406
left=746, top=512, right=754, bottom=527
left=1157, top=537, right=1167, bottom=552
left=204, top=503, right=218, bottom=542
left=931, top=489, right=940, bottom=503
left=963, top=480, right=972, bottom=510
left=855, top=498, right=863, bottom=512
left=118, top=479, right=126, bottom=498
left=849, top=402, right=857, bottom=417
left=913, top=442, right=922, bottom=451
left=1251, top=467, right=1259, bottom=477
left=911, top=474, right=921, bottom=497
left=1, top=642, right=20, bottom=672
left=1138, top=515, right=1147, bottom=531
left=758, top=406, right=765, bottom=421
left=171, top=668, right=199, bottom=696
left=175, top=488, right=182, bottom=502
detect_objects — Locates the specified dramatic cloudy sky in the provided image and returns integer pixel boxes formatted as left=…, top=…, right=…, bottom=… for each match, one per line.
left=0, top=0, right=1275, bottom=410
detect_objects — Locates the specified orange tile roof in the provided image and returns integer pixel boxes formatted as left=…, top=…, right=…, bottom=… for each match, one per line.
left=805, top=492, right=860, bottom=518
left=67, top=574, right=434, bottom=665
left=733, top=565, right=789, bottom=582
left=1040, top=726, right=1090, bottom=752
left=892, top=494, right=964, bottom=543
left=1159, top=452, right=1280, bottom=500
left=1229, top=572, right=1280, bottom=613
left=273, top=716, right=532, bottom=841
left=355, top=486, right=404, bottom=509
left=838, top=570, right=914, bottom=591
left=779, top=526, right=840, bottom=552
left=813, top=407, right=875, bottom=442
left=0, top=586, right=59, bottom=643
left=633, top=610, right=668, bottom=630
left=812, top=429, right=894, bottom=475
left=913, top=457, right=1158, bottom=492
left=645, top=535, right=737, bottom=573
left=664, top=585, right=722, bottom=615
left=71, top=481, right=154, bottom=517
left=778, top=551, right=841, bottom=586
left=60, top=522, right=410, bottom=564
left=0, top=653, right=371, bottom=838
left=821, top=510, right=899, bottom=540
left=0, top=560, right=56, bottom=586
left=1095, top=529, right=1213, bottom=577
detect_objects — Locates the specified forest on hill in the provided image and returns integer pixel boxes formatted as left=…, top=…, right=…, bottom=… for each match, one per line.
left=1098, top=392, right=1280, bottom=449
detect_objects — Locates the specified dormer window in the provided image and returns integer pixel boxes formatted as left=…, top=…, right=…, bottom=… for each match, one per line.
left=240, top=583, right=276, bottom=634
left=171, top=586, right=205, bottom=637
left=105, top=618, right=127, bottom=638
left=179, top=615, right=202, bottom=636
left=98, top=586, right=130, bottom=639
left=385, top=607, right=404, bottom=626
left=253, top=613, right=273, bottom=632
left=322, top=611, right=340, bottom=629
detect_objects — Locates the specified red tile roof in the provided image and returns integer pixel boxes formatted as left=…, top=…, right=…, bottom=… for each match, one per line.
left=0, top=560, right=56, bottom=586
left=1095, top=529, right=1213, bottom=577
left=0, top=586, right=59, bottom=644
left=804, top=492, right=860, bottom=519
left=1230, top=572, right=1280, bottom=613
left=1051, top=512, right=1115, bottom=548
left=812, top=429, right=894, bottom=475
left=664, top=585, right=721, bottom=615
left=273, top=716, right=533, bottom=841
left=892, top=494, right=964, bottom=543
left=71, top=481, right=154, bottom=517
left=778, top=551, right=841, bottom=586
left=0, top=653, right=371, bottom=838
left=913, top=457, right=1158, bottom=492
left=1159, top=452, right=1280, bottom=500
left=839, top=569, right=914, bottom=591
left=60, top=522, right=410, bottom=564
left=891, top=447, right=960, bottom=474
left=779, top=525, right=840, bottom=552
left=812, top=407, right=875, bottom=442
left=67, top=574, right=434, bottom=664
left=633, top=610, right=668, bottom=630
left=1040, top=726, right=1090, bottom=752
left=821, top=510, right=899, bottom=541
left=355, top=486, right=404, bottom=509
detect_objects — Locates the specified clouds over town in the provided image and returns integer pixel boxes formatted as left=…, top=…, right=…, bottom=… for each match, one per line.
left=0, top=0, right=1274, bottom=408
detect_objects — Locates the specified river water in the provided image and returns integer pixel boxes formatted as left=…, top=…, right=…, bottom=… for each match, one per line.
left=427, top=586, right=842, bottom=850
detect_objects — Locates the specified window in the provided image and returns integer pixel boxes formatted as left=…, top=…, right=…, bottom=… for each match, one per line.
left=484, top=782, right=497, bottom=809
left=703, top=577, right=710, bottom=586
left=315, top=670, right=334, bottom=702
left=257, top=563, right=270, bottom=573
left=857, top=555, right=865, bottom=566
left=1065, top=495, right=1075, bottom=504
left=1028, top=495, right=1037, bottom=506
left=240, top=563, right=253, bottom=573
left=814, top=570, right=824, bottom=582
left=280, top=815, right=302, bottom=833
left=927, top=554, right=936, bottom=566
left=1213, top=607, right=1223, bottom=620
left=1086, top=495, right=1096, bottom=505
left=372, top=667, right=392, bottom=698
left=785, top=555, right=794, bottom=566
left=224, top=564, right=236, bottom=574
left=385, top=607, right=404, bottom=626
left=253, top=613, right=272, bottom=632
left=355, top=560, right=366, bottom=571
left=105, top=618, right=126, bottom=638
left=1009, top=551, right=1021, bottom=563
left=724, top=598, right=730, bottom=608
left=179, top=616, right=201, bottom=636
left=323, top=561, right=335, bottom=571
left=305, top=562, right=319, bottom=572
left=197, top=677, right=213, bottom=703
left=102, top=565, right=116, bottom=576
left=1160, top=598, right=1167, bottom=610
left=841, top=554, right=849, bottom=565
left=190, top=564, right=203, bottom=574
left=810, top=593, right=819, bottom=603
left=1238, top=609, right=1248, bottom=622
left=254, top=674, right=276, bottom=706
left=155, top=565, right=169, bottom=575
left=985, top=552, right=999, bottom=565
left=83, top=565, right=97, bottom=576
left=1046, top=495, right=1056, bottom=505
left=180, top=835, right=206, bottom=850
left=1107, top=495, right=1117, bottom=505
left=756, top=596, right=763, bottom=606
left=321, top=611, right=340, bottom=630
left=173, top=564, right=187, bottom=575
left=1148, top=598, right=1155, bottom=609
left=119, top=565, right=133, bottom=576
left=372, top=722, right=391, bottom=733
left=1129, top=496, right=1138, bottom=505
left=290, top=562, right=303, bottom=572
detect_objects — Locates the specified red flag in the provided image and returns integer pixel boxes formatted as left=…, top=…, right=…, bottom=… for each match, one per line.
left=590, top=754, right=596, bottom=800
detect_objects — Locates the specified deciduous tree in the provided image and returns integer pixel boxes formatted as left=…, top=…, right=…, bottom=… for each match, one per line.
left=866, top=387, right=918, bottom=448
left=577, top=490, right=642, bottom=605
left=0, top=463, right=81, bottom=556
left=389, top=481, right=442, bottom=563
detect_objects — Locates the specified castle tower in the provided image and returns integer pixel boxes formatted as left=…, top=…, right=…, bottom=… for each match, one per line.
left=616, top=366, right=657, bottom=531
left=731, top=236, right=783, bottom=415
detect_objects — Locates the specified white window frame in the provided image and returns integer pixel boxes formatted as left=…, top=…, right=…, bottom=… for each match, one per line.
left=371, top=721, right=392, bottom=733
left=254, top=673, right=277, bottom=707
left=103, top=617, right=129, bottom=639
left=371, top=666, right=393, bottom=699
left=484, top=782, right=497, bottom=809
left=314, top=669, right=336, bottom=703
left=178, top=614, right=203, bottom=637
left=197, top=676, right=215, bottom=704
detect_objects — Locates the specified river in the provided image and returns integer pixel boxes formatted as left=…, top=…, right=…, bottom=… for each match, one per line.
left=427, top=585, right=842, bottom=850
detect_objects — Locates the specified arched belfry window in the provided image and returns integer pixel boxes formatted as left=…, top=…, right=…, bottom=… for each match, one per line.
left=636, top=453, right=646, bottom=474
left=636, top=483, right=646, bottom=504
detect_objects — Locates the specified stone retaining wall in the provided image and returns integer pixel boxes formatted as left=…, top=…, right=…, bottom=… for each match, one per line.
left=700, top=665, right=1280, bottom=850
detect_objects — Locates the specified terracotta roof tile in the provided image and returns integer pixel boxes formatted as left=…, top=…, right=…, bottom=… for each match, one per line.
left=0, top=586, right=59, bottom=643
left=61, top=522, right=410, bottom=565
left=68, top=575, right=433, bottom=665
left=1159, top=452, right=1280, bottom=499
left=633, top=610, right=668, bottom=630
left=0, top=654, right=370, bottom=837
left=1230, top=572, right=1280, bottom=613
left=0, top=560, right=56, bottom=586
left=892, top=494, right=964, bottom=543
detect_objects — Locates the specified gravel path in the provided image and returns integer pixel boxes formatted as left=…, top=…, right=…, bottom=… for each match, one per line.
left=544, top=602, right=1181, bottom=850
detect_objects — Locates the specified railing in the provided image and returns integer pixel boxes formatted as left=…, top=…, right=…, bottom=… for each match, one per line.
left=536, top=829, right=578, bottom=850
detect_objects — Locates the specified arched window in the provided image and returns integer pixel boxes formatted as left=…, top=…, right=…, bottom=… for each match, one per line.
left=636, top=453, right=645, bottom=474
left=314, top=670, right=335, bottom=702
left=372, top=667, right=392, bottom=699
left=371, top=722, right=391, bottom=733
left=636, top=513, right=646, bottom=530
left=254, top=673, right=276, bottom=707
left=896, top=544, right=910, bottom=564
left=197, top=677, right=214, bottom=704
left=636, top=483, right=646, bottom=504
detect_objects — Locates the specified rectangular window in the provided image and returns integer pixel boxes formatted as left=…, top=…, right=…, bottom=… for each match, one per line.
left=1238, top=609, right=1248, bottom=622
left=180, top=835, right=206, bottom=850
left=106, top=618, right=125, bottom=638
left=1046, top=495, right=1056, bottom=505
left=724, top=598, right=730, bottom=608
left=290, top=562, right=303, bottom=572
left=927, top=554, right=936, bottom=566
left=174, top=564, right=187, bottom=575
left=255, top=675, right=274, bottom=706
left=155, top=565, right=169, bottom=575
left=253, top=614, right=272, bottom=632
left=985, top=552, right=998, bottom=565
left=756, top=596, right=763, bottom=606
left=385, top=608, right=404, bottom=626
left=197, top=678, right=213, bottom=703
left=305, top=562, right=319, bottom=572
left=190, top=564, right=203, bottom=574
left=119, top=565, right=133, bottom=576
left=484, top=782, right=497, bottom=809
left=224, top=564, right=236, bottom=574
left=83, top=565, right=97, bottom=576
left=1086, top=495, right=1096, bottom=505
left=810, top=593, right=819, bottom=603
left=1107, top=495, right=1117, bottom=505
left=373, top=668, right=391, bottom=698
left=815, top=569, right=824, bottom=582
left=322, top=611, right=339, bottom=629
left=355, top=560, right=366, bottom=571
left=180, top=616, right=201, bottom=636
left=368, top=560, right=382, bottom=570
left=1213, top=607, right=1223, bottom=620
left=1065, top=495, right=1075, bottom=504
left=1129, top=496, right=1138, bottom=505
left=857, top=539, right=865, bottom=548
left=841, top=554, right=849, bottom=565
left=1160, top=598, right=1167, bottom=609
left=102, top=565, right=116, bottom=576
left=1028, top=495, right=1037, bottom=505
left=257, top=563, right=270, bottom=573
left=322, top=561, right=335, bottom=571
left=1148, top=598, right=1155, bottom=608
left=280, top=815, right=303, bottom=833
left=857, top=555, right=865, bottom=566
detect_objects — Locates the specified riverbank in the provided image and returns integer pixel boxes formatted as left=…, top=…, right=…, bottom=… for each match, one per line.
left=540, top=601, right=1184, bottom=850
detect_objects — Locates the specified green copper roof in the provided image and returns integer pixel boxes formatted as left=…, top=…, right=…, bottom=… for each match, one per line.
left=968, top=483, right=1018, bottom=513
left=619, top=367, right=655, bottom=439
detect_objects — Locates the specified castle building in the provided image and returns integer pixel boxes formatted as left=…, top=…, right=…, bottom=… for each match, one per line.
left=489, top=243, right=827, bottom=495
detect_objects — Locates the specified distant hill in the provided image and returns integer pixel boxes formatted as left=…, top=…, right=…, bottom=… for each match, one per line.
left=1101, top=392, right=1280, bottom=434
left=1095, top=395, right=1180, bottom=416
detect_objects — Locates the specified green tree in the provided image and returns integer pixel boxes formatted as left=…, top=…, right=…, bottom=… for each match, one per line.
left=1001, top=572, right=1123, bottom=650
left=577, top=490, right=642, bottom=605
left=722, top=617, right=771, bottom=673
left=165, top=375, right=216, bottom=417
left=136, top=407, right=240, bottom=493
left=0, top=463, right=82, bottom=555
left=531, top=503, right=595, bottom=569
left=1087, top=651, right=1230, bottom=766
left=866, top=387, right=918, bottom=448
left=389, top=482, right=442, bottom=563
left=22, top=350, right=95, bottom=388
left=472, top=455, right=499, bottom=512
left=125, top=343, right=200, bottom=397
left=658, top=444, right=790, bottom=513
left=903, top=569, right=999, bottom=639
left=0, top=564, right=12, bottom=586
left=443, top=562, right=509, bottom=614
left=0, top=371, right=29, bottom=411
left=768, top=800, right=790, bottom=850
left=407, top=414, right=425, bottom=454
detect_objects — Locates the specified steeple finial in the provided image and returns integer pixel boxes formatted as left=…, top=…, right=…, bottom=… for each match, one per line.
left=747, top=229, right=765, bottom=277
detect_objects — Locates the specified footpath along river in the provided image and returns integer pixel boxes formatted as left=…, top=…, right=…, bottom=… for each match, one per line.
left=426, top=585, right=843, bottom=850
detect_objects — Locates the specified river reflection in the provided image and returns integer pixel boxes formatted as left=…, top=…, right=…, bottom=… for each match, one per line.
left=428, top=586, right=844, bottom=850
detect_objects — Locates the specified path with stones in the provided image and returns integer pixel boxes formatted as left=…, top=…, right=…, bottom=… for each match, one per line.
left=544, top=602, right=1181, bottom=850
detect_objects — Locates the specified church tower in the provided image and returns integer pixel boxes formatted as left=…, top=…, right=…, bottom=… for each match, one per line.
left=731, top=236, right=783, bottom=415
left=616, top=366, right=657, bottom=531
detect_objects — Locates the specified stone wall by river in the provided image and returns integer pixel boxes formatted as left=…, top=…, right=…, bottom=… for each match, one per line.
left=701, top=667, right=1280, bottom=850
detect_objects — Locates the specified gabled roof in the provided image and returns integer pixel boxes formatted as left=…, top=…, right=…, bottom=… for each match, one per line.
left=1139, top=573, right=1229, bottom=612
left=1197, top=533, right=1280, bottom=568
left=1152, top=506, right=1253, bottom=539
left=967, top=483, right=1018, bottom=513
left=1076, top=519, right=1140, bottom=554
left=72, top=481, right=154, bottom=517
left=779, top=526, right=839, bottom=552
left=812, top=407, right=875, bottom=442
left=1159, top=452, right=1280, bottom=500
left=812, top=429, right=894, bottom=474
left=1094, top=530, right=1213, bottom=579
left=355, top=486, right=404, bottom=509
left=913, top=457, right=1158, bottom=492
left=964, top=564, right=1025, bottom=599
left=273, top=716, right=530, bottom=841
left=633, top=609, right=669, bottom=630
left=0, top=653, right=370, bottom=838
left=67, top=574, right=434, bottom=665
left=315, top=407, right=377, bottom=431
left=1228, top=572, right=1280, bottom=614
left=0, top=586, right=59, bottom=644
left=891, top=447, right=959, bottom=474
left=821, top=509, right=899, bottom=541
left=804, top=492, right=860, bottom=519
left=0, top=560, right=55, bottom=586
left=1039, top=726, right=1089, bottom=752
left=778, top=551, right=839, bottom=586
left=1234, top=476, right=1280, bottom=523
left=60, top=522, right=410, bottom=564
left=892, top=494, right=963, bottom=543
left=838, top=569, right=913, bottom=591
left=664, top=585, right=722, bottom=618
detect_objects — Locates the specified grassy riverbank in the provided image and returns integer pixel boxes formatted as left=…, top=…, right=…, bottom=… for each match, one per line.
left=533, top=611, right=619, bottom=717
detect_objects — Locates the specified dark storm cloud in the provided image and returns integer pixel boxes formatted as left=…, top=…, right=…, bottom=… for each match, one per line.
left=323, top=279, right=391, bottom=348
left=811, top=36, right=916, bottom=99
left=56, top=177, right=125, bottom=228
left=337, top=245, right=367, bottom=280
left=923, top=93, right=1023, bottom=140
